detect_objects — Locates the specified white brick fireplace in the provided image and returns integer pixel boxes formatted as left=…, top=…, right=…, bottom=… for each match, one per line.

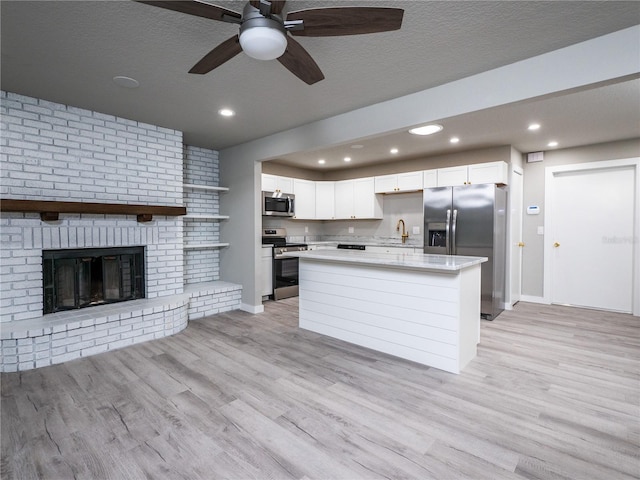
left=0, top=91, right=241, bottom=371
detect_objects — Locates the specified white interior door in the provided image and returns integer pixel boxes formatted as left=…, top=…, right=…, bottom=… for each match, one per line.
left=510, top=167, right=523, bottom=305
left=549, top=164, right=635, bottom=313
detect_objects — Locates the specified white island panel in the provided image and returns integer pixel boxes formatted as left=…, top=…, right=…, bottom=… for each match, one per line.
left=295, top=253, right=483, bottom=374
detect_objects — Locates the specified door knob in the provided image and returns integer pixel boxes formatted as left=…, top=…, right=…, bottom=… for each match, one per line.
left=517, top=242, right=525, bottom=247
left=554, top=242, right=560, bottom=247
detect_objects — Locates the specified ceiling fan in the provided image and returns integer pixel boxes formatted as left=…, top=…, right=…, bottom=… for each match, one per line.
left=136, top=0, right=404, bottom=85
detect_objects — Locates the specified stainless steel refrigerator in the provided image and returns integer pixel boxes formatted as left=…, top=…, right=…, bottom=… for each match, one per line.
left=423, top=184, right=507, bottom=320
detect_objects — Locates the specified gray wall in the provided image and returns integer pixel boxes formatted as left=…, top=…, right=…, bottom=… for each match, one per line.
left=521, top=138, right=640, bottom=297
left=219, top=28, right=638, bottom=313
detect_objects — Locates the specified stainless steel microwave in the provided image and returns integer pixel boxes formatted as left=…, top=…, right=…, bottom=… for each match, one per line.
left=262, top=191, right=295, bottom=217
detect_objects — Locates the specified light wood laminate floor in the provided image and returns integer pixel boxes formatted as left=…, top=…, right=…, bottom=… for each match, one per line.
left=2, top=300, right=639, bottom=479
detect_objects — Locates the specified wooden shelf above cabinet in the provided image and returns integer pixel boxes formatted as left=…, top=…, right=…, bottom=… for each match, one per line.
left=0, top=199, right=186, bottom=223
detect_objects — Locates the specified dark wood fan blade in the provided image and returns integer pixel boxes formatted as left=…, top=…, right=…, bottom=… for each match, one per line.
left=189, top=35, right=242, bottom=74
left=249, top=1, right=287, bottom=15
left=287, top=7, right=403, bottom=37
left=135, top=1, right=241, bottom=23
left=277, top=36, right=324, bottom=85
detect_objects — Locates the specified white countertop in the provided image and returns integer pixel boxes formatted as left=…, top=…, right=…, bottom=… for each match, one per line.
left=283, top=249, right=487, bottom=272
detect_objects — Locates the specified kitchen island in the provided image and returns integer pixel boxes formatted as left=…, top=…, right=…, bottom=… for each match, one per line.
left=284, top=250, right=487, bottom=374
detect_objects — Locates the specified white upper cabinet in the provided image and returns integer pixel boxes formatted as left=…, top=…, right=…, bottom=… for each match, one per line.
left=315, top=181, right=335, bottom=220
left=437, top=165, right=469, bottom=186
left=374, top=171, right=423, bottom=193
left=262, top=174, right=294, bottom=193
left=422, top=169, right=438, bottom=188
left=468, top=161, right=509, bottom=185
left=335, top=178, right=382, bottom=219
left=436, top=161, right=509, bottom=186
left=292, top=178, right=316, bottom=219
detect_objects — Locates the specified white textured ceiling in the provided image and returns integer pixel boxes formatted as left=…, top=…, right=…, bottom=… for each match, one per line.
left=1, top=1, right=639, bottom=170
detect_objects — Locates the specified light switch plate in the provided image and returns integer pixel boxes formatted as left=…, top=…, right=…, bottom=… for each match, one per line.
left=412, top=226, right=420, bottom=235
left=348, top=227, right=354, bottom=234
left=537, top=226, right=544, bottom=235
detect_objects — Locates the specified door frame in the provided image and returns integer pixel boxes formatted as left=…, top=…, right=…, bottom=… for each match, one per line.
left=506, top=165, right=524, bottom=309
left=543, top=157, right=640, bottom=316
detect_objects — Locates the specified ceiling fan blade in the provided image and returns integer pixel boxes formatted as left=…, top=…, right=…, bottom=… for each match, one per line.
left=287, top=7, right=404, bottom=37
left=135, top=1, right=241, bottom=23
left=249, top=1, right=287, bottom=15
left=189, top=35, right=242, bottom=74
left=277, top=36, right=324, bottom=85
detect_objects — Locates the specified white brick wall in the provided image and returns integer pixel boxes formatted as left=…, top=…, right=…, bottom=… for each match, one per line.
left=0, top=91, right=241, bottom=371
left=1, top=90, right=185, bottom=323
left=1, top=91, right=183, bottom=204
left=183, top=145, right=223, bottom=285
left=0, top=296, right=190, bottom=372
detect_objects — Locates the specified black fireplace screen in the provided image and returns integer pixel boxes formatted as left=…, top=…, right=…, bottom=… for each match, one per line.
left=43, top=247, right=145, bottom=314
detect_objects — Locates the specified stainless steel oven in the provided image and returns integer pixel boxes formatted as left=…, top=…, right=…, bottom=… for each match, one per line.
left=262, top=228, right=307, bottom=300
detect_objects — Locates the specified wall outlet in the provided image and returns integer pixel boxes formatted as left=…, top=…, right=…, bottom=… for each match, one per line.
left=304, top=226, right=309, bottom=233
left=348, top=227, right=354, bottom=234
left=537, top=226, right=544, bottom=235
left=412, top=226, right=420, bottom=235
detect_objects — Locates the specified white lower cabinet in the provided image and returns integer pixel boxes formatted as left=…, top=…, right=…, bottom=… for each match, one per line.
left=261, top=246, right=273, bottom=298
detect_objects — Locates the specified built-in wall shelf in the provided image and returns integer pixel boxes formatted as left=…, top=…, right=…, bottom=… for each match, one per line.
left=183, top=214, right=229, bottom=220
left=0, top=198, right=186, bottom=222
left=183, top=243, right=230, bottom=250
left=183, top=183, right=229, bottom=192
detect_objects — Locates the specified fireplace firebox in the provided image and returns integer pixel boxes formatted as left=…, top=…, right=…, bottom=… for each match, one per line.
left=43, top=247, right=145, bottom=314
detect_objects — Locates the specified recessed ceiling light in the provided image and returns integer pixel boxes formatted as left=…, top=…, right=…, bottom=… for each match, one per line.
left=350, top=144, right=364, bottom=149
left=218, top=108, right=235, bottom=117
left=528, top=123, right=541, bottom=131
left=450, top=137, right=460, bottom=144
left=343, top=157, right=351, bottom=162
left=318, top=159, right=326, bottom=165
left=112, top=76, right=139, bottom=89
left=547, top=141, right=559, bottom=147
left=409, top=124, right=443, bottom=136
left=390, top=148, right=399, bottom=154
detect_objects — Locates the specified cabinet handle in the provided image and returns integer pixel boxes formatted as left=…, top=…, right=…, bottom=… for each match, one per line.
left=554, top=242, right=560, bottom=247
left=517, top=242, right=525, bottom=247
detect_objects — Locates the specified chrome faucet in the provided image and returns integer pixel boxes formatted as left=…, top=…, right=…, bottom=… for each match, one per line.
left=396, top=219, right=409, bottom=244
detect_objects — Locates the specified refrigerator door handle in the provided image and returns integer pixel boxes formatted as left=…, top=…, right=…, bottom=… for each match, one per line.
left=445, top=209, right=451, bottom=254
left=451, top=209, right=458, bottom=255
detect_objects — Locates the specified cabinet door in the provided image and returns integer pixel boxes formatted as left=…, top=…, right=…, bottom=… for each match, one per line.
left=261, top=247, right=273, bottom=297
left=261, top=174, right=277, bottom=192
left=468, top=161, right=509, bottom=185
left=397, top=171, right=423, bottom=191
left=293, top=179, right=316, bottom=219
left=423, top=169, right=438, bottom=188
left=437, top=166, right=468, bottom=186
left=334, top=180, right=354, bottom=219
left=353, top=177, right=382, bottom=218
left=315, top=181, right=335, bottom=219
left=262, top=174, right=294, bottom=193
left=374, top=174, right=398, bottom=193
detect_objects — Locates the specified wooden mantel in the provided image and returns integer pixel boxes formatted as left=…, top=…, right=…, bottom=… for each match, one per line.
left=0, top=199, right=187, bottom=223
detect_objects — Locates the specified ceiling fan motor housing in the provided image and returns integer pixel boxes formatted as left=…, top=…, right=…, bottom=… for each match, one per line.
left=239, top=3, right=287, bottom=60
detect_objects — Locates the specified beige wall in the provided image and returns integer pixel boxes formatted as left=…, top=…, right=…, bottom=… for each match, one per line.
left=263, top=145, right=514, bottom=181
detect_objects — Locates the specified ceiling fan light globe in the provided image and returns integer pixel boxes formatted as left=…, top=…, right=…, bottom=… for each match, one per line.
left=239, top=27, right=287, bottom=61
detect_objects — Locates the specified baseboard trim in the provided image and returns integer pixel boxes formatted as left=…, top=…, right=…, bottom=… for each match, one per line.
left=519, top=295, right=549, bottom=305
left=241, top=303, right=264, bottom=314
